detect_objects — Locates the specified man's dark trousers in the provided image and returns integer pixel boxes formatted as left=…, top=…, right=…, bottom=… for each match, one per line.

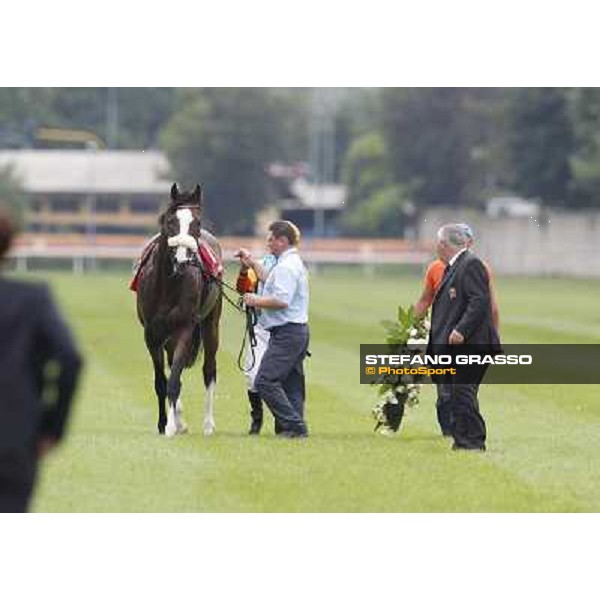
left=436, top=383, right=454, bottom=436
left=0, top=450, right=37, bottom=513
left=255, top=323, right=309, bottom=434
left=445, top=364, right=488, bottom=449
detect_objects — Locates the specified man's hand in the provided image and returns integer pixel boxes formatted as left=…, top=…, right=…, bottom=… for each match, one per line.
left=243, top=293, right=260, bottom=308
left=448, top=329, right=465, bottom=345
left=235, top=248, right=253, bottom=269
left=37, top=437, right=58, bottom=459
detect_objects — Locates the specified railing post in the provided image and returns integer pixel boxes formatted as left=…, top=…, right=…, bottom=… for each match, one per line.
left=361, top=244, right=375, bottom=276
left=73, top=255, right=84, bottom=275
left=17, top=255, right=28, bottom=273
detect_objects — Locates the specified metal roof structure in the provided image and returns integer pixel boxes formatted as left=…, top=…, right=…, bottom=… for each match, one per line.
left=0, top=149, right=171, bottom=194
left=278, top=177, right=347, bottom=210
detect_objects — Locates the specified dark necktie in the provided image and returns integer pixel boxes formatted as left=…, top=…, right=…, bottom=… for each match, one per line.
left=440, top=263, right=452, bottom=288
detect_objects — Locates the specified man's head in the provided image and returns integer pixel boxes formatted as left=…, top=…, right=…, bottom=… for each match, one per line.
left=266, top=220, right=301, bottom=257
left=0, top=206, right=17, bottom=260
left=436, top=223, right=470, bottom=263
left=456, top=223, right=475, bottom=247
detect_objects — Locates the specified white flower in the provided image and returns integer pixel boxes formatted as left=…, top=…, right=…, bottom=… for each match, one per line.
left=409, top=328, right=418, bottom=337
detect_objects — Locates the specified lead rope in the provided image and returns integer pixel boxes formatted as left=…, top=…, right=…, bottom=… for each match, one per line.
left=195, top=258, right=258, bottom=373
left=237, top=302, right=258, bottom=372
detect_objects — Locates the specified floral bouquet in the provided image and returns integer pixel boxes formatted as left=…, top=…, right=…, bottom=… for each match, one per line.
left=372, top=305, right=430, bottom=435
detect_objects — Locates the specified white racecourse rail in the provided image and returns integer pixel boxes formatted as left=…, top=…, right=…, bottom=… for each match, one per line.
left=9, top=236, right=432, bottom=273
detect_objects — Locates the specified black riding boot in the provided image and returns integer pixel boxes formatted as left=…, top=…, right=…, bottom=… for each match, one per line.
left=248, top=390, right=263, bottom=435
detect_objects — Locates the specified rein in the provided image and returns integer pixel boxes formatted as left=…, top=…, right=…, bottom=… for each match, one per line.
left=194, top=258, right=259, bottom=373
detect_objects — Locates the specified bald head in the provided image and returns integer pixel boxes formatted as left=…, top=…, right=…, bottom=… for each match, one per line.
left=0, top=207, right=17, bottom=259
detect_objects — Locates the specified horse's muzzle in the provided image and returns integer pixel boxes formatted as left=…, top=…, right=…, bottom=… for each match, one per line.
left=168, top=233, right=198, bottom=264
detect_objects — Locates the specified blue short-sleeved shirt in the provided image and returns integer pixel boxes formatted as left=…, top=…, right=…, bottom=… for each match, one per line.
left=256, top=254, right=277, bottom=296
left=258, top=248, right=309, bottom=330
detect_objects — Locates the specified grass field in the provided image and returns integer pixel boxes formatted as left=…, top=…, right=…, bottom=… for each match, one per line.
left=24, top=268, right=600, bottom=512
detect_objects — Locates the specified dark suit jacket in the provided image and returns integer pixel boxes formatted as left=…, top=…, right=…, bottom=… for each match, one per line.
left=0, top=278, right=83, bottom=454
left=428, top=250, right=501, bottom=352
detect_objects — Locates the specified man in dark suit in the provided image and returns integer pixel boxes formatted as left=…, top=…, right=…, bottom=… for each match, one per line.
left=0, top=207, right=83, bottom=512
left=428, top=224, right=501, bottom=451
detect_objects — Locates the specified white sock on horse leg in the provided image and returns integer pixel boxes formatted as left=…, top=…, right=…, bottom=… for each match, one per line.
left=175, top=397, right=188, bottom=434
left=203, top=380, right=216, bottom=436
left=165, top=404, right=178, bottom=438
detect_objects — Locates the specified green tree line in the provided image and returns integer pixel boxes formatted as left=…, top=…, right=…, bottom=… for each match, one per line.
left=2, top=88, right=600, bottom=235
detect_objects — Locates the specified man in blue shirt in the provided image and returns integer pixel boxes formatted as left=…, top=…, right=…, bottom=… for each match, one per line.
left=242, top=221, right=310, bottom=438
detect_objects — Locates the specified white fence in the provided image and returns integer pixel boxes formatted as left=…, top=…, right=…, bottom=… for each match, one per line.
left=8, top=238, right=432, bottom=274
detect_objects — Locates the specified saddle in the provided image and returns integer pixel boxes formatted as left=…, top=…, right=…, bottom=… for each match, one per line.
left=129, top=234, right=223, bottom=292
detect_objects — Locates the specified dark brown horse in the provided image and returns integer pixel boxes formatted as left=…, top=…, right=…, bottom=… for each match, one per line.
left=136, top=183, right=222, bottom=437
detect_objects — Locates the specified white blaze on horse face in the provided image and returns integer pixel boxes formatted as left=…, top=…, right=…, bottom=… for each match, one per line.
left=203, top=380, right=216, bottom=436
left=168, top=208, right=197, bottom=263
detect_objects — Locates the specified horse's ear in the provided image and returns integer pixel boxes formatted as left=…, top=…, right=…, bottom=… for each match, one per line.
left=192, top=184, right=203, bottom=206
left=170, top=183, right=179, bottom=201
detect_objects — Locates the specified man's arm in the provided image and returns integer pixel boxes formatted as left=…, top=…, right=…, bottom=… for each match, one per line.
left=414, top=285, right=435, bottom=318
left=244, top=294, right=287, bottom=309
left=35, top=286, right=83, bottom=452
left=490, top=282, right=500, bottom=331
left=236, top=248, right=269, bottom=282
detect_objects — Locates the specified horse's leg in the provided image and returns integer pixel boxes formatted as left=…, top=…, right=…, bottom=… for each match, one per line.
left=165, top=339, right=187, bottom=435
left=146, top=331, right=167, bottom=434
left=201, top=306, right=220, bottom=436
left=165, top=329, right=193, bottom=438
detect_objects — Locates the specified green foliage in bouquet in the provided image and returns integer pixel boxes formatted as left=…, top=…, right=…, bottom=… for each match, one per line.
left=371, top=305, right=430, bottom=434
left=376, top=305, right=430, bottom=402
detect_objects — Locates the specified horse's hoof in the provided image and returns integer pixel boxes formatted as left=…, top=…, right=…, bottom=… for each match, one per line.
left=203, top=423, right=215, bottom=436
left=165, top=422, right=178, bottom=438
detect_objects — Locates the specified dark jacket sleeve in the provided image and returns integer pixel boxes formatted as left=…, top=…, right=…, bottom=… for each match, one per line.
left=454, top=259, right=490, bottom=340
left=35, top=286, right=83, bottom=442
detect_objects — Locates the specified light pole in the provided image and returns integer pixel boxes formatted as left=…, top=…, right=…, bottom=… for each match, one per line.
left=309, top=88, right=337, bottom=238
left=106, top=88, right=119, bottom=149
left=86, top=140, right=99, bottom=271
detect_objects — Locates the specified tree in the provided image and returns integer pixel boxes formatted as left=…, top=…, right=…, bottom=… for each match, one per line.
left=341, top=183, right=413, bottom=237
left=160, top=88, right=307, bottom=235
left=506, top=88, right=574, bottom=205
left=340, top=132, right=413, bottom=236
left=381, top=88, right=470, bottom=206
left=0, top=165, right=27, bottom=223
left=567, top=88, right=600, bottom=207
left=342, top=132, right=391, bottom=208
left=0, top=88, right=178, bottom=149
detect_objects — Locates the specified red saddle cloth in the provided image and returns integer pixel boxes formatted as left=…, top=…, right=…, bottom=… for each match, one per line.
left=129, top=238, right=223, bottom=292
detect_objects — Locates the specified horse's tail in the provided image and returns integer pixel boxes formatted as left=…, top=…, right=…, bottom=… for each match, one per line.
left=184, top=322, right=203, bottom=368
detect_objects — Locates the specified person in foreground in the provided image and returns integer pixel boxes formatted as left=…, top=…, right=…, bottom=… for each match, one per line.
left=427, top=223, right=501, bottom=452
left=240, top=221, right=310, bottom=438
left=0, top=207, right=83, bottom=512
